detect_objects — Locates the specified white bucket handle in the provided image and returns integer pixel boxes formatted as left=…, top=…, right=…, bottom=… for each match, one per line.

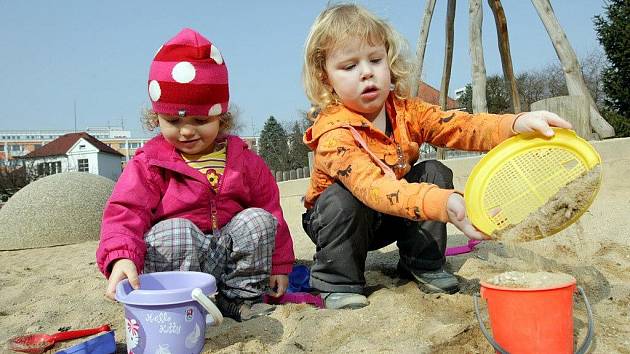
left=191, top=288, right=223, bottom=326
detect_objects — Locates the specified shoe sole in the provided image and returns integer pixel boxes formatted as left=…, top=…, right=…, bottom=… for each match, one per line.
left=323, top=295, right=369, bottom=310
left=336, top=302, right=368, bottom=310
left=398, top=264, right=460, bottom=295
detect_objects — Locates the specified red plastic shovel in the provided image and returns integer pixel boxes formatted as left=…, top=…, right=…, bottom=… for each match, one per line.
left=8, top=324, right=111, bottom=354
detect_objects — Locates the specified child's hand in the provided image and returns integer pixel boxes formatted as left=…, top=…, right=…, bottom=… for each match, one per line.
left=513, top=110, right=572, bottom=137
left=447, top=193, right=487, bottom=240
left=106, top=258, right=139, bottom=301
left=268, top=274, right=289, bottom=298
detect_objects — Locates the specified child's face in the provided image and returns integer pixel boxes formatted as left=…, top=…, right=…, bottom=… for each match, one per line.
left=324, top=40, right=391, bottom=121
left=158, top=114, right=221, bottom=155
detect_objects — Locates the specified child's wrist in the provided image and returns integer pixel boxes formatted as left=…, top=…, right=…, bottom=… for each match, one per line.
left=512, top=112, right=526, bottom=135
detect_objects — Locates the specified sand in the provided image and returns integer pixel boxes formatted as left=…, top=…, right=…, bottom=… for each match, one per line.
left=1, top=139, right=629, bottom=353
left=486, top=271, right=575, bottom=288
left=491, top=165, right=602, bottom=242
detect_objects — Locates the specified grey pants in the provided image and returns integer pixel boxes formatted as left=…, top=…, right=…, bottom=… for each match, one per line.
left=302, top=160, right=453, bottom=293
left=143, top=208, right=277, bottom=299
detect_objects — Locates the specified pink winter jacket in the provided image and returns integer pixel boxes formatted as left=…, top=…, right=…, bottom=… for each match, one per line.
left=96, top=134, right=295, bottom=277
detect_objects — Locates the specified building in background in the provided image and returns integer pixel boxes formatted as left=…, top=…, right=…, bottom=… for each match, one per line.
left=418, top=81, right=461, bottom=110
left=1, top=127, right=261, bottom=165
left=20, top=132, right=124, bottom=181
left=1, top=127, right=151, bottom=165
left=239, top=135, right=260, bottom=154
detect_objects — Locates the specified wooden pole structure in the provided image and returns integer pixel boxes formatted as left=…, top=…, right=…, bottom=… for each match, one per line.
left=439, top=0, right=456, bottom=110
left=531, top=0, right=614, bottom=138
left=410, top=0, right=437, bottom=98
left=488, top=0, right=521, bottom=113
left=437, top=0, right=456, bottom=160
left=469, top=0, right=488, bottom=113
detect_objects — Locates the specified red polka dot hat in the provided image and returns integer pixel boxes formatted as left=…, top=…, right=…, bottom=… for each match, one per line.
left=148, top=28, right=228, bottom=117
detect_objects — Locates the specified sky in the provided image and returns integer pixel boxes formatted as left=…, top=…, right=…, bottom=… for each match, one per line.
left=0, top=1, right=608, bottom=138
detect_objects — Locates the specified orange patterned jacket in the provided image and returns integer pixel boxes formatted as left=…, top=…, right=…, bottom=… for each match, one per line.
left=303, top=95, right=517, bottom=223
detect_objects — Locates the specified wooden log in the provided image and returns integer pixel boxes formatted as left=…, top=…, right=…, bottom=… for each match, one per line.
left=469, top=0, right=488, bottom=114
left=410, top=0, right=437, bottom=97
left=488, top=0, right=521, bottom=113
left=531, top=0, right=614, bottom=138
left=307, top=151, right=314, bottom=173
left=439, top=0, right=456, bottom=110
left=437, top=0, right=456, bottom=160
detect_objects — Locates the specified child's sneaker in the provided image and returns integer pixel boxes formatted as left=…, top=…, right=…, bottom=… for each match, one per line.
left=215, top=294, right=276, bottom=322
left=397, top=262, right=460, bottom=294
left=321, top=292, right=369, bottom=309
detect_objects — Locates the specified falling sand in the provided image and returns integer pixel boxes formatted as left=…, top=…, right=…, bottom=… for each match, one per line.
left=491, top=165, right=602, bottom=242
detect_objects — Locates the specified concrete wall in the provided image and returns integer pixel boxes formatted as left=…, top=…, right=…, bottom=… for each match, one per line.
left=97, top=153, right=123, bottom=181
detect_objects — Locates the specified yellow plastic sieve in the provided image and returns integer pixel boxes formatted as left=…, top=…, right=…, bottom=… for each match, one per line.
left=465, top=128, right=602, bottom=237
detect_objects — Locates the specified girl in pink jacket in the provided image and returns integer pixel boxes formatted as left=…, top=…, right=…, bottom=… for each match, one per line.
left=96, top=28, right=294, bottom=322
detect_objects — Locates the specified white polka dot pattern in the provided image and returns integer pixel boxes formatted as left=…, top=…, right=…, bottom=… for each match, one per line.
left=208, top=104, right=222, bottom=116
left=172, top=61, right=196, bottom=83
left=148, top=80, right=161, bottom=101
left=210, top=45, right=223, bottom=65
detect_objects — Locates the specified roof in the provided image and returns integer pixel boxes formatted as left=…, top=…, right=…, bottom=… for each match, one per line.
left=417, top=81, right=461, bottom=110
left=22, top=132, right=124, bottom=158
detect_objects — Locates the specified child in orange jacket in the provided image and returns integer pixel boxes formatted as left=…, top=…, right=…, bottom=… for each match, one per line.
left=301, top=3, right=572, bottom=309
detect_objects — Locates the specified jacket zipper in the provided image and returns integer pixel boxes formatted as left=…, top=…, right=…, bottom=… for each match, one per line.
left=210, top=141, right=229, bottom=235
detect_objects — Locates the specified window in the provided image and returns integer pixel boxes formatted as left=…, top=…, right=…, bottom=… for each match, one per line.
left=78, top=159, right=89, bottom=172
left=51, top=161, right=61, bottom=174
left=37, top=161, right=62, bottom=176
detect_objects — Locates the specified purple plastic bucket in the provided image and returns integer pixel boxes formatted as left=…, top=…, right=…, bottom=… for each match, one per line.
left=116, top=271, right=223, bottom=354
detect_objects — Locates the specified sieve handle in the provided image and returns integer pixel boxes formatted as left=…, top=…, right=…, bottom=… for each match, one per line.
left=191, top=288, right=223, bottom=326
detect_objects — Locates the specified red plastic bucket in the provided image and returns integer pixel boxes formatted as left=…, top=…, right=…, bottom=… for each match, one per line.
left=474, top=277, right=593, bottom=354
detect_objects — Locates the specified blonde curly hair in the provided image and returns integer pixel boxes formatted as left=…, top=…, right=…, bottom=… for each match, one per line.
left=302, top=3, right=414, bottom=120
left=141, top=108, right=237, bottom=133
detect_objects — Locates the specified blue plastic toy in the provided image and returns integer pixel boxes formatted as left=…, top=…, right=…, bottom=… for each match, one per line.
left=56, top=331, right=115, bottom=354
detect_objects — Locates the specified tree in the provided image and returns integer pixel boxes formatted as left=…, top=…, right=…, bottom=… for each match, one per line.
left=287, top=121, right=310, bottom=170
left=458, top=50, right=609, bottom=115
left=259, top=116, right=290, bottom=171
left=516, top=63, right=568, bottom=111
left=458, top=74, right=511, bottom=114
left=0, top=160, right=38, bottom=201
left=594, top=0, right=630, bottom=137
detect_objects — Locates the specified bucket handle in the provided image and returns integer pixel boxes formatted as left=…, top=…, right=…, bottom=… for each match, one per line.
left=191, top=288, right=223, bottom=326
left=473, top=286, right=594, bottom=354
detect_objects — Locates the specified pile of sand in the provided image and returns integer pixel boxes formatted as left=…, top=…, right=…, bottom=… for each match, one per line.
left=0, top=172, right=114, bottom=250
